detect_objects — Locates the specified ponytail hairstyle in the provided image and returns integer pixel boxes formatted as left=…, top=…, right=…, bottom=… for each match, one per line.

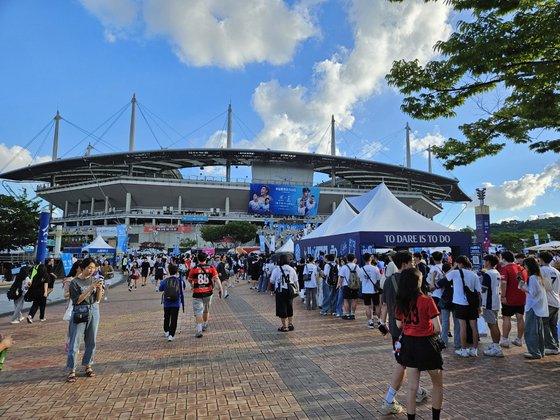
left=395, top=268, right=423, bottom=317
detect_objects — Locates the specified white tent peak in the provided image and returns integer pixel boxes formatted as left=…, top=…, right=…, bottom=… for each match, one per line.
left=276, top=238, right=295, bottom=253
left=304, top=199, right=358, bottom=240
left=333, top=183, right=454, bottom=235
left=345, top=183, right=384, bottom=213
left=82, top=236, right=114, bottom=249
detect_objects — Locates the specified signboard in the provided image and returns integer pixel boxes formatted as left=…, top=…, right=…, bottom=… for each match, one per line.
left=470, top=244, right=483, bottom=275
left=36, top=211, right=50, bottom=263
left=144, top=226, right=191, bottom=232
left=97, top=227, right=117, bottom=237
left=248, top=183, right=320, bottom=216
left=475, top=205, right=491, bottom=253
left=61, top=253, right=74, bottom=276
left=182, top=216, right=208, bottom=222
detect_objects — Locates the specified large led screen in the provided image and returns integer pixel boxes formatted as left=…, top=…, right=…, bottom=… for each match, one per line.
left=248, top=184, right=321, bottom=216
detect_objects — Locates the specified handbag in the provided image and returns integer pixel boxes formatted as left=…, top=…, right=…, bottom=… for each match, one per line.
left=73, top=305, right=90, bottom=324
left=460, top=269, right=479, bottom=307
left=105, top=272, right=114, bottom=279
left=430, top=334, right=447, bottom=350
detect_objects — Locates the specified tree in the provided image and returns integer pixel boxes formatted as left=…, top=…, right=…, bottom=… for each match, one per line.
left=223, top=221, right=258, bottom=247
left=199, top=226, right=225, bottom=247
left=0, top=189, right=41, bottom=252
left=386, top=0, right=560, bottom=169
left=179, top=238, right=197, bottom=249
left=139, top=241, right=165, bottom=254
left=492, top=232, right=525, bottom=252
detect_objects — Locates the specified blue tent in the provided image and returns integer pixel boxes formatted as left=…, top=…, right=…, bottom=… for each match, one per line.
left=82, top=236, right=116, bottom=266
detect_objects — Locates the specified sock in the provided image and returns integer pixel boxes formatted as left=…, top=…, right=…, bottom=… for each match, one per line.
left=432, top=407, right=441, bottom=420
left=197, top=324, right=203, bottom=332
left=407, top=414, right=416, bottom=420
left=493, top=343, right=500, bottom=350
left=385, top=387, right=397, bottom=403
left=417, top=385, right=423, bottom=395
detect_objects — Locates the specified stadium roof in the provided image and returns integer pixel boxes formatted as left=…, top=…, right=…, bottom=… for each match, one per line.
left=0, top=148, right=471, bottom=202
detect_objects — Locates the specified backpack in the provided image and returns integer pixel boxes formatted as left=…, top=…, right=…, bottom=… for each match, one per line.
left=163, top=276, right=180, bottom=303
left=327, top=263, right=338, bottom=286
left=347, top=266, right=361, bottom=290
left=6, top=283, right=22, bottom=301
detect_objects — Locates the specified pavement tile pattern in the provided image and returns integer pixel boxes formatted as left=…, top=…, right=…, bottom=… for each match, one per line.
left=1, top=277, right=560, bottom=419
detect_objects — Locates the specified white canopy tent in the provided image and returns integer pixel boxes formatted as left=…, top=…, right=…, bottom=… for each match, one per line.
left=82, top=236, right=113, bottom=250
left=276, top=238, right=295, bottom=253
left=304, top=199, right=358, bottom=240
left=527, top=241, right=560, bottom=251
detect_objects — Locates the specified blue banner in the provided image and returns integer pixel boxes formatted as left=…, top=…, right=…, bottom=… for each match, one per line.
left=182, top=216, right=208, bottom=221
left=61, top=253, right=74, bottom=276
left=116, top=225, right=127, bottom=257
left=470, top=244, right=483, bottom=275
left=36, top=210, right=50, bottom=263
left=248, top=183, right=320, bottom=216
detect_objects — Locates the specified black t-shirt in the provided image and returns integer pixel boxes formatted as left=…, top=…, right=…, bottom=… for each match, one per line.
left=46, top=264, right=56, bottom=286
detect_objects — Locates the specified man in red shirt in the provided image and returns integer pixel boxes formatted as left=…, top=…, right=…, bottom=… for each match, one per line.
left=499, top=251, right=527, bottom=347
left=188, top=252, right=223, bottom=338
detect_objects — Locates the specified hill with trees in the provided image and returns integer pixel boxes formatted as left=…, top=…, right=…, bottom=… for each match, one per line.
left=490, top=217, right=560, bottom=252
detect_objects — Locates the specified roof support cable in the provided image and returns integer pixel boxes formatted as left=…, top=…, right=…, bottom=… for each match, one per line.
left=294, top=121, right=331, bottom=153
left=168, top=111, right=227, bottom=148
left=32, top=122, right=55, bottom=161
left=231, top=112, right=269, bottom=150
left=137, top=102, right=178, bottom=148
left=0, top=119, right=55, bottom=174
left=137, top=103, right=163, bottom=149
left=137, top=102, right=196, bottom=148
left=62, top=120, right=123, bottom=155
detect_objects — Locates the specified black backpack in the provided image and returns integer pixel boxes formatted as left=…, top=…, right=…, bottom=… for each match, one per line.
left=327, top=263, right=339, bottom=286
left=163, top=276, right=180, bottom=303
left=6, top=283, right=22, bottom=301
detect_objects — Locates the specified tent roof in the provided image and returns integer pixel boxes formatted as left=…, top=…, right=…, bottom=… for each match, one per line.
left=345, top=184, right=383, bottom=212
left=277, top=238, right=295, bottom=253
left=527, top=241, right=560, bottom=251
left=82, top=236, right=115, bottom=250
left=304, top=200, right=358, bottom=240
left=333, top=183, right=454, bottom=235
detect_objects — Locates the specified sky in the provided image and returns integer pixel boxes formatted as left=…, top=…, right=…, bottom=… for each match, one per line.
left=1, top=0, right=559, bottom=231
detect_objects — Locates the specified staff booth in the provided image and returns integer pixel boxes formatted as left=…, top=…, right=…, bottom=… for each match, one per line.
left=82, top=236, right=116, bottom=266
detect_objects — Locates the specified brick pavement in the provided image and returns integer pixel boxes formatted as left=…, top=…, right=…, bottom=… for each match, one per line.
left=1, top=278, right=559, bottom=419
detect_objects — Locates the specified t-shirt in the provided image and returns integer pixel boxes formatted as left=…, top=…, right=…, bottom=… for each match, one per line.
left=188, top=264, right=218, bottom=298
left=70, top=276, right=99, bottom=306
left=429, top=264, right=444, bottom=299
left=481, top=268, right=501, bottom=310
left=46, top=265, right=55, bottom=286
left=395, top=295, right=440, bottom=337
left=525, top=275, right=549, bottom=317
left=303, top=263, right=318, bottom=288
left=141, top=261, right=150, bottom=272
left=154, top=261, right=166, bottom=276
left=382, top=273, right=402, bottom=337
left=338, top=262, right=358, bottom=288
left=541, top=266, right=560, bottom=308
left=360, top=264, right=382, bottom=294
left=500, top=264, right=527, bottom=306
left=446, top=269, right=481, bottom=306
left=270, top=264, right=298, bottom=291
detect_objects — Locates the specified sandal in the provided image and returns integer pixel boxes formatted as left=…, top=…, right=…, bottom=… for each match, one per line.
left=85, top=367, right=96, bottom=378
left=288, top=324, right=295, bottom=331
left=67, top=372, right=76, bottom=383
left=278, top=326, right=288, bottom=332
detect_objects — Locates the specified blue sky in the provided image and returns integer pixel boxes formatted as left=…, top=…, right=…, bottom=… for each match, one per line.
left=1, top=0, right=559, bottom=230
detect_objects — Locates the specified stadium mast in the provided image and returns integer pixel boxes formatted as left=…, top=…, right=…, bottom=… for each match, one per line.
left=129, top=93, right=137, bottom=152
left=331, top=114, right=336, bottom=187
left=226, top=104, right=232, bottom=182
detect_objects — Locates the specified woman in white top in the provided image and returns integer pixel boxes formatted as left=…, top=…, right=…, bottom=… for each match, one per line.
left=518, top=256, right=548, bottom=359
left=303, top=256, right=318, bottom=310
left=270, top=254, right=299, bottom=332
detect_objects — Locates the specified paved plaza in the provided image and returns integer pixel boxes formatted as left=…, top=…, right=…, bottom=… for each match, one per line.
left=1, top=277, right=559, bottom=419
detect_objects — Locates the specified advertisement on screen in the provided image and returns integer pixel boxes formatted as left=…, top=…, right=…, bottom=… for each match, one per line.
left=248, top=184, right=320, bottom=216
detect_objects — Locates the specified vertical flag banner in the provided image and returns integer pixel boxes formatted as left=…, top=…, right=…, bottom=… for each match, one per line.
left=534, top=233, right=540, bottom=246
left=36, top=210, right=51, bottom=263
left=61, top=253, right=73, bottom=275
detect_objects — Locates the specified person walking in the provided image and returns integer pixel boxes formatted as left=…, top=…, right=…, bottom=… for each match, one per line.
left=26, top=261, right=48, bottom=323
left=395, top=267, right=444, bottom=420
left=66, top=258, right=103, bottom=383
left=303, top=255, right=318, bottom=310
left=99, top=259, right=114, bottom=300
left=159, top=264, right=185, bottom=342
left=9, top=267, right=31, bottom=324
left=270, top=254, right=299, bottom=332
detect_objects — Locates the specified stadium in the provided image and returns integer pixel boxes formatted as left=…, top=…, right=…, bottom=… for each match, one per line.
left=1, top=100, right=471, bottom=253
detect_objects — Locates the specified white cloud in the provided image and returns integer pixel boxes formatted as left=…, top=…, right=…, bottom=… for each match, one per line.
left=251, top=0, right=453, bottom=153
left=0, top=144, right=51, bottom=173
left=474, top=159, right=560, bottom=210
left=410, top=127, right=446, bottom=158
left=528, top=212, right=560, bottom=221
left=497, top=216, right=520, bottom=224
left=204, top=130, right=228, bottom=148
left=80, top=0, right=321, bottom=68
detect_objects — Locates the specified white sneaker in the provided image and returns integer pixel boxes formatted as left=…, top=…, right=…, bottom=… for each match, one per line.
left=202, top=323, right=208, bottom=331
left=18, top=315, right=25, bottom=321
left=483, top=347, right=504, bottom=357
left=455, top=349, right=469, bottom=358
left=10, top=320, right=20, bottom=324
left=104, top=297, right=108, bottom=300
left=380, top=399, right=403, bottom=415
left=164, top=331, right=169, bottom=337
left=415, top=388, right=428, bottom=403
left=168, top=335, right=174, bottom=342
left=195, top=331, right=203, bottom=338
left=367, top=322, right=375, bottom=329
left=224, top=290, right=229, bottom=298
left=544, top=348, right=560, bottom=355
left=499, top=337, right=510, bottom=348
left=511, top=337, right=523, bottom=347
left=469, top=347, right=478, bottom=357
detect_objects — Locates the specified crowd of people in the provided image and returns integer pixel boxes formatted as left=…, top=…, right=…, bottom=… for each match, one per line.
left=3, top=247, right=560, bottom=419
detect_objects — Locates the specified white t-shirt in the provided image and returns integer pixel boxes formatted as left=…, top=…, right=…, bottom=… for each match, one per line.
left=541, top=266, right=560, bottom=308
left=270, top=264, right=298, bottom=291
left=525, top=274, right=549, bottom=317
left=430, top=264, right=444, bottom=299
left=338, top=262, right=359, bottom=287
left=447, top=268, right=481, bottom=306
left=360, top=264, right=382, bottom=294
left=384, top=261, right=397, bottom=279
left=481, top=268, right=501, bottom=311
left=303, top=263, right=318, bottom=288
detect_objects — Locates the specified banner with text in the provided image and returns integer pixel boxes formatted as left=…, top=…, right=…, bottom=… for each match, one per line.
left=248, top=183, right=320, bottom=216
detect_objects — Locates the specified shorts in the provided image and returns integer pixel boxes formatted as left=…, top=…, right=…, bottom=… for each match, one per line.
left=104, top=280, right=112, bottom=286
left=48, top=280, right=55, bottom=289
left=401, top=335, right=444, bottom=371
left=275, top=288, right=294, bottom=319
left=342, top=286, right=359, bottom=300
left=155, top=274, right=164, bottom=281
left=455, top=304, right=478, bottom=320
left=502, top=304, right=525, bottom=317
left=141, top=270, right=149, bottom=277
left=363, top=293, right=380, bottom=306
left=483, top=309, right=498, bottom=324
left=192, top=296, right=213, bottom=316
left=392, top=334, right=405, bottom=366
